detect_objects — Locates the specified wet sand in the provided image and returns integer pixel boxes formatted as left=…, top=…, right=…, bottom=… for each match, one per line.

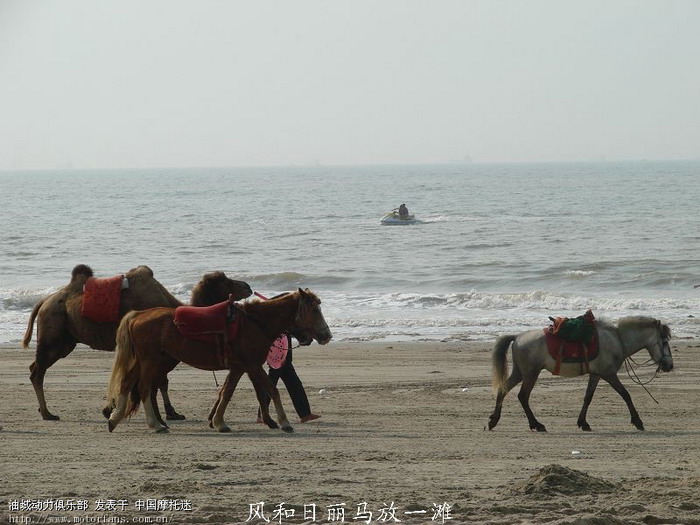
left=1, top=339, right=699, bottom=524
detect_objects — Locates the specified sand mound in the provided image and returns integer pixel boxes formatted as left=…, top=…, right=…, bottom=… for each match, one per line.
left=518, top=464, right=619, bottom=496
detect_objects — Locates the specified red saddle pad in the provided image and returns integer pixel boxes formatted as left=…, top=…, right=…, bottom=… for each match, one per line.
left=175, top=300, right=230, bottom=335
left=174, top=300, right=240, bottom=346
left=544, top=329, right=599, bottom=375
left=81, top=275, right=123, bottom=323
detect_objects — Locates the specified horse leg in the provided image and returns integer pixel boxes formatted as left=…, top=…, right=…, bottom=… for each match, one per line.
left=517, top=371, right=546, bottom=432
left=206, top=371, right=241, bottom=428
left=207, top=384, right=222, bottom=425
left=577, top=374, right=601, bottom=431
left=151, top=386, right=169, bottom=429
left=107, top=393, right=129, bottom=433
left=108, top=364, right=140, bottom=432
left=209, top=370, right=244, bottom=433
left=249, top=366, right=293, bottom=433
left=603, top=374, right=644, bottom=431
left=30, top=337, right=76, bottom=420
left=139, top=368, right=168, bottom=433
left=487, top=366, right=523, bottom=430
left=160, top=376, right=186, bottom=421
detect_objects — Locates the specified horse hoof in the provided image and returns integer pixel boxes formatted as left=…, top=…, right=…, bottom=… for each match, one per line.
left=166, top=413, right=186, bottom=421
left=208, top=421, right=214, bottom=429
left=578, top=422, right=592, bottom=432
left=42, top=413, right=60, bottom=421
left=108, top=420, right=116, bottom=433
left=266, top=420, right=279, bottom=429
left=154, top=427, right=169, bottom=434
left=282, top=426, right=294, bottom=434
left=532, top=424, right=547, bottom=432
left=218, top=426, right=231, bottom=433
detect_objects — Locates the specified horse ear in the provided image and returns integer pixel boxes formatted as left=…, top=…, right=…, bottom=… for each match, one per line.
left=298, top=287, right=306, bottom=296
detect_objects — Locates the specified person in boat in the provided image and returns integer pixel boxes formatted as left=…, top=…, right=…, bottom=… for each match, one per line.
left=398, top=203, right=409, bottom=218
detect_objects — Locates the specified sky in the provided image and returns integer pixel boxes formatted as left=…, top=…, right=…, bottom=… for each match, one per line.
left=1, top=1, right=699, bottom=170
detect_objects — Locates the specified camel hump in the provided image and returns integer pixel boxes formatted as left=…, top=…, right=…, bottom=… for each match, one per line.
left=125, top=265, right=155, bottom=282
left=121, top=265, right=181, bottom=309
left=71, top=264, right=94, bottom=281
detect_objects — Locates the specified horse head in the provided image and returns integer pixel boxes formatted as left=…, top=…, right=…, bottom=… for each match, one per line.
left=294, top=288, right=332, bottom=345
left=650, top=320, right=674, bottom=372
left=263, top=291, right=322, bottom=346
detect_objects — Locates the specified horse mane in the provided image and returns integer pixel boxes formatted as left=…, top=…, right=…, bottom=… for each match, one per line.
left=239, top=291, right=299, bottom=316
left=617, top=316, right=657, bottom=329
left=239, top=289, right=320, bottom=316
left=615, top=316, right=671, bottom=338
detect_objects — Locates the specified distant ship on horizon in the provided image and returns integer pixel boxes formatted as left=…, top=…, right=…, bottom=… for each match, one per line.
left=449, top=155, right=473, bottom=164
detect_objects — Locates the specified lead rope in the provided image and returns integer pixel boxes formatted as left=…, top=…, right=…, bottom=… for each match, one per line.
left=623, top=356, right=661, bottom=404
left=618, top=332, right=660, bottom=404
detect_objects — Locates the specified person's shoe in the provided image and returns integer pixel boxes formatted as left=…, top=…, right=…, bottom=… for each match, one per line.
left=300, top=414, right=321, bottom=423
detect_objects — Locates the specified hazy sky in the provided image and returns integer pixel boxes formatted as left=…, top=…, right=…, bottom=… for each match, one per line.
left=1, top=1, right=699, bottom=169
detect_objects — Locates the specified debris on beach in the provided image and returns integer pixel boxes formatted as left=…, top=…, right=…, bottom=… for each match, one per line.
left=516, top=464, right=619, bottom=496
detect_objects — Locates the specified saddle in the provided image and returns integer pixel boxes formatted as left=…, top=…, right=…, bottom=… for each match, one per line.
left=173, top=296, right=240, bottom=367
left=544, top=309, right=599, bottom=375
left=81, top=275, right=126, bottom=323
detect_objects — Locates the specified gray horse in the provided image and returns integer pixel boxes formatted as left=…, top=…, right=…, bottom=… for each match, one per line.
left=487, top=316, right=673, bottom=432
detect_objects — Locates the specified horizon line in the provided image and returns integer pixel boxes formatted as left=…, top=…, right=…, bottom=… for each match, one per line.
left=1, top=157, right=700, bottom=174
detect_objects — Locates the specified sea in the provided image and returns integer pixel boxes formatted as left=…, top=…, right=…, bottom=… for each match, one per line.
left=1, top=161, right=699, bottom=344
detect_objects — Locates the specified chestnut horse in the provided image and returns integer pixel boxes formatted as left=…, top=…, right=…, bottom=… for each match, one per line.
left=106, top=288, right=332, bottom=433
left=487, top=316, right=673, bottom=432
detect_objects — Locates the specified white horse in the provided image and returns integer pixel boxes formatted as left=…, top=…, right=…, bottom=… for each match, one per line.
left=487, top=316, right=673, bottom=432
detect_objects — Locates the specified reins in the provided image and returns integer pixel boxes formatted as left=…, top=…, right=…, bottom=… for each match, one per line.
left=620, top=326, right=671, bottom=405
left=623, top=357, right=661, bottom=404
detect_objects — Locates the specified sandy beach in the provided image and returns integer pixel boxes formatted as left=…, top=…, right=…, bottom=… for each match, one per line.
left=1, top=339, right=699, bottom=525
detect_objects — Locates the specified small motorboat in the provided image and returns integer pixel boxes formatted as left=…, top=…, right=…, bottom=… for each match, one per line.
left=380, top=211, right=419, bottom=225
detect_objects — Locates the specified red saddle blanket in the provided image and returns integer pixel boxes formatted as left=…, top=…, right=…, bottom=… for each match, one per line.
left=543, top=329, right=599, bottom=375
left=81, top=275, right=123, bottom=323
left=173, top=300, right=240, bottom=345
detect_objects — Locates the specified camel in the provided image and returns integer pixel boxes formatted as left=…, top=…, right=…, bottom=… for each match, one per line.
left=22, top=264, right=252, bottom=421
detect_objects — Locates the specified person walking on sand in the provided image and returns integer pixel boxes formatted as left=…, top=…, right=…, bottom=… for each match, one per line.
left=257, top=333, right=321, bottom=424
left=253, top=292, right=320, bottom=424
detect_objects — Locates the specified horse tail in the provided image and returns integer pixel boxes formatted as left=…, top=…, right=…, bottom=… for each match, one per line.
left=107, top=310, right=142, bottom=416
left=22, top=298, right=45, bottom=348
left=492, top=335, right=516, bottom=392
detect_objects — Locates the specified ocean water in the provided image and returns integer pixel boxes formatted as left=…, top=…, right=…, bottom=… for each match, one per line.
left=1, top=161, right=699, bottom=344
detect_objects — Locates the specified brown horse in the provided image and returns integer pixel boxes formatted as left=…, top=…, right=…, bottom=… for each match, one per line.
left=106, top=288, right=332, bottom=433
left=23, top=265, right=252, bottom=421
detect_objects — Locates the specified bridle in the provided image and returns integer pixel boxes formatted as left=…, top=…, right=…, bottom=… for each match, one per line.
left=623, top=322, right=671, bottom=404
left=293, top=293, right=324, bottom=335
